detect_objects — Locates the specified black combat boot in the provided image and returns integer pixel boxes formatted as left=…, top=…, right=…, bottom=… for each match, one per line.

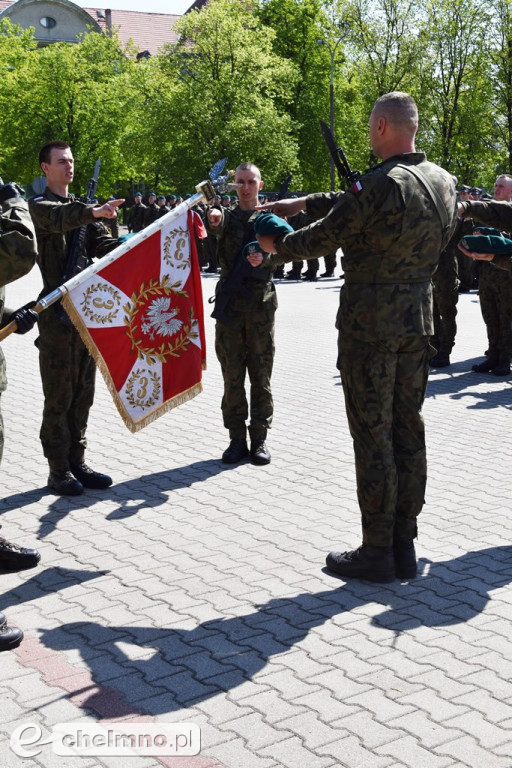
left=0, top=624, right=24, bottom=651
left=492, top=353, right=511, bottom=376
left=472, top=354, right=498, bottom=373
left=393, top=539, right=417, bottom=579
left=48, top=461, right=83, bottom=496
left=70, top=462, right=113, bottom=489
left=0, top=534, right=40, bottom=571
left=326, top=544, right=395, bottom=583
left=222, top=438, right=249, bottom=464
left=430, top=351, right=450, bottom=368
left=250, top=438, right=271, bottom=466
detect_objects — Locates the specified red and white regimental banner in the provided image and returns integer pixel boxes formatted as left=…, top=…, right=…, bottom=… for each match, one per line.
left=61, top=210, right=206, bottom=432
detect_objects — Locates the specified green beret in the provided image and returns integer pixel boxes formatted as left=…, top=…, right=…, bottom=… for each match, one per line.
left=134, top=191, right=142, bottom=197
left=460, top=226, right=512, bottom=254
left=253, top=212, right=294, bottom=238
left=157, top=194, right=166, bottom=200
left=242, top=241, right=264, bottom=259
left=148, top=191, right=156, bottom=197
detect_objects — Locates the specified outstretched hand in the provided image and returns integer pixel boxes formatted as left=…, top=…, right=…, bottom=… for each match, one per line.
left=255, top=197, right=306, bottom=217
left=93, top=199, right=124, bottom=219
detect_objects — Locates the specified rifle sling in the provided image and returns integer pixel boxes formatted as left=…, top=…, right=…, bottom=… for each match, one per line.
left=396, top=163, right=451, bottom=232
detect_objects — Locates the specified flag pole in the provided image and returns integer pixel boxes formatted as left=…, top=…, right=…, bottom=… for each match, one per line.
left=0, top=180, right=217, bottom=342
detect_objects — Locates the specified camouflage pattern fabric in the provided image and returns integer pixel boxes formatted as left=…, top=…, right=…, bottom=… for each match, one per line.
left=144, top=202, right=160, bottom=228
left=477, top=261, right=512, bottom=357
left=127, top=202, right=146, bottom=233
left=0, top=198, right=38, bottom=462
left=206, top=205, right=277, bottom=438
left=432, top=247, right=459, bottom=355
left=266, top=153, right=457, bottom=546
left=215, top=305, right=275, bottom=439
left=459, top=200, right=512, bottom=352
left=29, top=188, right=118, bottom=463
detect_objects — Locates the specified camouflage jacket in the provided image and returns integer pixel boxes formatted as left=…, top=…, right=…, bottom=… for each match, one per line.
left=144, top=202, right=160, bottom=228
left=0, top=197, right=38, bottom=391
left=127, top=202, right=147, bottom=232
left=460, top=199, right=512, bottom=272
left=29, top=188, right=118, bottom=297
left=269, top=152, right=457, bottom=339
left=206, top=205, right=276, bottom=313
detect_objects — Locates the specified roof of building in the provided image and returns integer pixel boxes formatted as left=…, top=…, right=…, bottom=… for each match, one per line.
left=0, top=1, right=181, bottom=55
left=86, top=7, right=181, bottom=54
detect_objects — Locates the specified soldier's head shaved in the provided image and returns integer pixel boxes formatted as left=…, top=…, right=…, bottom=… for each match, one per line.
left=235, top=162, right=261, bottom=180
left=372, top=92, right=418, bottom=136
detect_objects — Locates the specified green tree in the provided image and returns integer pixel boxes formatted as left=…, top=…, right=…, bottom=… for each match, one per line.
left=0, top=24, right=137, bottom=195
left=417, top=0, right=494, bottom=182
left=157, top=0, right=300, bottom=191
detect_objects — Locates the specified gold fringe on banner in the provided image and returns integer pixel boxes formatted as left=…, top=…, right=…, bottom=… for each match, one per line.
left=61, top=294, right=203, bottom=433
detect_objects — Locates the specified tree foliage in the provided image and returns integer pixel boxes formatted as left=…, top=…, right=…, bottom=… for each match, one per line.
left=1, top=0, right=512, bottom=194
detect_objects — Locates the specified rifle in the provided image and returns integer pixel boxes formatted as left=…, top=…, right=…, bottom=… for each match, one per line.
left=319, top=120, right=361, bottom=190
left=56, top=158, right=101, bottom=324
left=210, top=172, right=292, bottom=324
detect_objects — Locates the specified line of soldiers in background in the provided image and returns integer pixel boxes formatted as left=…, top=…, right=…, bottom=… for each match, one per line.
left=431, top=177, right=512, bottom=376
left=194, top=192, right=343, bottom=281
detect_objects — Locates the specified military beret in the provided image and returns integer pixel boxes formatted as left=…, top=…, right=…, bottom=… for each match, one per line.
left=221, top=193, right=230, bottom=199
left=169, top=194, right=176, bottom=199
left=460, top=226, right=512, bottom=254
left=184, top=194, right=192, bottom=199
left=157, top=194, right=166, bottom=200
left=134, top=191, right=142, bottom=197
left=253, top=212, right=294, bottom=238
left=242, top=241, right=265, bottom=260
left=148, top=191, right=156, bottom=197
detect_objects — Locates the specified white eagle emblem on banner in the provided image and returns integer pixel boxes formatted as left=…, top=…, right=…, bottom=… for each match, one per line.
left=141, top=297, right=183, bottom=339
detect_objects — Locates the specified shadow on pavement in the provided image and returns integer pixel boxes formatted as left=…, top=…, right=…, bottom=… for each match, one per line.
left=427, top=360, right=512, bottom=407
left=1, top=567, right=108, bottom=609
left=1, top=459, right=237, bottom=538
left=37, top=545, right=512, bottom=717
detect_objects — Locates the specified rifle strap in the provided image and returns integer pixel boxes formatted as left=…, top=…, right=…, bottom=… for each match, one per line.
left=396, top=163, right=451, bottom=233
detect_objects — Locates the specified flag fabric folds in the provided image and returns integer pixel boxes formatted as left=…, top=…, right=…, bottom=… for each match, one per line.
left=61, top=210, right=206, bottom=432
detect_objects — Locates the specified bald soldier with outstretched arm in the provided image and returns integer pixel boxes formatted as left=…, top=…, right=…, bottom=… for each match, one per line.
left=252, top=92, right=457, bottom=583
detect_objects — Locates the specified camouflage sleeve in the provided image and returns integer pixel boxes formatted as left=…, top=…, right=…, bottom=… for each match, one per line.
left=305, top=192, right=341, bottom=222
left=86, top=221, right=119, bottom=259
left=0, top=198, right=37, bottom=287
left=204, top=206, right=227, bottom=236
left=28, top=197, right=95, bottom=235
left=490, top=254, right=512, bottom=271
left=461, top=200, right=512, bottom=231
left=275, top=174, right=398, bottom=263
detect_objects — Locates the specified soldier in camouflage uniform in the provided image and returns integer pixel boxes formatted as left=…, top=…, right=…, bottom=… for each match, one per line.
left=156, top=194, right=169, bottom=219
left=29, top=141, right=123, bottom=496
left=144, top=192, right=159, bottom=228
left=252, top=93, right=457, bottom=582
left=206, top=162, right=276, bottom=466
left=0, top=182, right=42, bottom=649
left=430, top=221, right=467, bottom=367
left=127, top=192, right=146, bottom=233
left=458, top=175, right=512, bottom=376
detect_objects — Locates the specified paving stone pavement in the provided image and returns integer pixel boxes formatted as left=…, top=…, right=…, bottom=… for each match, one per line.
left=1, top=263, right=512, bottom=768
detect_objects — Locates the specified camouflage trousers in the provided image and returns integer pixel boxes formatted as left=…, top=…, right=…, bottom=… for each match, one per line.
left=478, top=265, right=512, bottom=357
left=215, top=307, right=275, bottom=440
left=339, top=335, right=431, bottom=547
left=37, top=309, right=96, bottom=464
left=432, top=254, right=459, bottom=354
